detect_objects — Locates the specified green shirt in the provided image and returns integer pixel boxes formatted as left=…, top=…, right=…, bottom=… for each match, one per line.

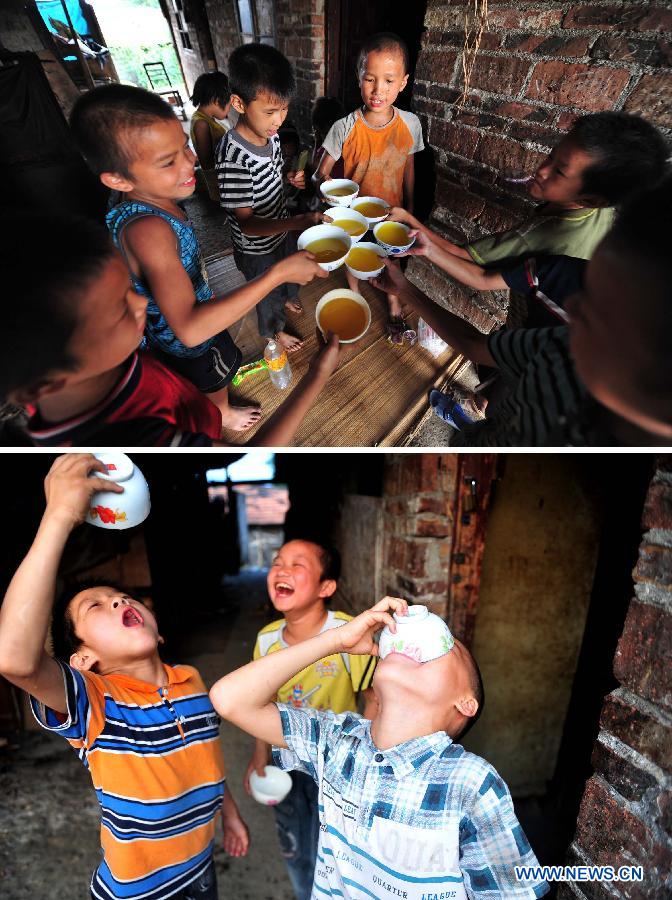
left=467, top=205, right=615, bottom=265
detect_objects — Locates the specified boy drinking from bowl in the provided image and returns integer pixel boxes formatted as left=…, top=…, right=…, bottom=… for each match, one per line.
left=0, top=454, right=250, bottom=900
left=244, top=539, right=377, bottom=900
left=316, top=32, right=424, bottom=319
left=213, top=596, right=548, bottom=899
left=217, top=43, right=324, bottom=353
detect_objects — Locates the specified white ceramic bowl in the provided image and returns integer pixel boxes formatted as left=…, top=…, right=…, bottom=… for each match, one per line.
left=249, top=765, right=293, bottom=806
left=378, top=605, right=455, bottom=663
left=373, top=220, right=415, bottom=255
left=316, top=288, right=371, bottom=344
left=351, top=196, right=390, bottom=225
left=345, top=241, right=387, bottom=280
left=323, top=206, right=369, bottom=244
left=297, top=223, right=352, bottom=272
left=86, top=452, right=151, bottom=530
left=320, top=178, right=359, bottom=206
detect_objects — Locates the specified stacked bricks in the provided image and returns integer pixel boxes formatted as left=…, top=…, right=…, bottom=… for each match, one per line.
left=410, top=0, right=672, bottom=330
left=381, top=455, right=459, bottom=626
left=559, top=456, right=672, bottom=899
left=275, top=0, right=326, bottom=138
left=204, top=0, right=239, bottom=76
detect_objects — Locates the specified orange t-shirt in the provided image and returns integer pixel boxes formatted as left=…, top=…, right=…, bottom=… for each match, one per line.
left=323, top=107, right=424, bottom=207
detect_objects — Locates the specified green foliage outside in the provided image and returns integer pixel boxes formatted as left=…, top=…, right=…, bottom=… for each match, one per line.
left=110, top=42, right=186, bottom=97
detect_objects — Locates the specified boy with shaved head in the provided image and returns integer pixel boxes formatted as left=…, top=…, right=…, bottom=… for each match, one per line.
left=212, top=597, right=548, bottom=898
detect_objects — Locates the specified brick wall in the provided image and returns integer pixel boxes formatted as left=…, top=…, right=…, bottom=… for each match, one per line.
left=381, top=455, right=459, bottom=624
left=410, top=0, right=672, bottom=329
left=275, top=0, right=326, bottom=138
left=163, top=0, right=216, bottom=95
left=204, top=0, right=239, bottom=72
left=559, top=457, right=672, bottom=899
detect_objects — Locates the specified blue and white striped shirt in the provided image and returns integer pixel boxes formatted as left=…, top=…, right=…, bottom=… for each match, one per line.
left=273, top=706, right=549, bottom=899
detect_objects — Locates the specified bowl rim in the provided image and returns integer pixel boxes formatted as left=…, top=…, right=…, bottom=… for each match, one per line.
left=315, top=288, right=372, bottom=344
left=373, top=220, right=415, bottom=251
left=320, top=177, right=359, bottom=197
left=345, top=241, right=387, bottom=278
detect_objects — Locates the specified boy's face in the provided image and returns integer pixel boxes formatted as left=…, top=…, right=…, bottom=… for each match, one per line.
left=68, top=586, right=160, bottom=671
left=232, top=91, right=289, bottom=141
left=11, top=253, right=147, bottom=406
left=102, top=117, right=197, bottom=202
left=566, top=240, right=672, bottom=439
left=529, top=137, right=600, bottom=207
left=373, top=637, right=478, bottom=736
left=267, top=540, right=335, bottom=614
left=359, top=49, right=408, bottom=115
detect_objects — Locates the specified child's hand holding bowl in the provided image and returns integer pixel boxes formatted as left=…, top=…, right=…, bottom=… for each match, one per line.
left=335, top=596, right=409, bottom=656
left=286, top=170, right=306, bottom=190
left=276, top=250, right=329, bottom=285
left=371, top=257, right=410, bottom=296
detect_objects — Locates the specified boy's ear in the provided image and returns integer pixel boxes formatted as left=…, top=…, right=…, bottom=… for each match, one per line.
left=318, top=578, right=337, bottom=600
left=100, top=171, right=135, bottom=193
left=8, top=374, right=70, bottom=407
left=70, top=647, right=99, bottom=672
left=230, top=94, right=246, bottom=116
left=455, top=696, right=479, bottom=720
left=577, top=192, right=609, bottom=209
left=400, top=73, right=409, bottom=92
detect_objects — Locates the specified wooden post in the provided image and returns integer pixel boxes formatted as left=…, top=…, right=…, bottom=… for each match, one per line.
left=59, top=0, right=95, bottom=90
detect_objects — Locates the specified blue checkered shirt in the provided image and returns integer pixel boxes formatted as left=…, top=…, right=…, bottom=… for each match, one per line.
left=273, top=705, right=549, bottom=899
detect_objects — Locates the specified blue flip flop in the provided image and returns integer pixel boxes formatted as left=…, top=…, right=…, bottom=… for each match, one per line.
left=429, top=389, right=476, bottom=430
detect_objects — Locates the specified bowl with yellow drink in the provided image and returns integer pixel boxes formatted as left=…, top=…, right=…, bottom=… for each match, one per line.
left=320, top=178, right=359, bottom=206
left=345, top=242, right=387, bottom=280
left=351, top=196, right=390, bottom=225
left=373, top=220, right=415, bottom=255
left=323, top=207, right=369, bottom=244
left=297, top=224, right=352, bottom=272
left=315, top=289, right=371, bottom=343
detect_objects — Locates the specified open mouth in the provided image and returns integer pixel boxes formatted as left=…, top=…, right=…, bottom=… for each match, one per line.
left=122, top=607, right=144, bottom=628
left=274, top=582, right=294, bottom=599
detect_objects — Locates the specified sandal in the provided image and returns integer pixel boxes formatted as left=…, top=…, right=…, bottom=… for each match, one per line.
left=429, top=389, right=477, bottom=430
left=386, top=315, right=406, bottom=345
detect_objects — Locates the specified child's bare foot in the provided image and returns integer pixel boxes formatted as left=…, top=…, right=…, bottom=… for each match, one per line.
left=220, top=404, right=262, bottom=432
left=284, top=299, right=303, bottom=314
left=388, top=293, right=403, bottom=317
left=276, top=331, right=303, bottom=352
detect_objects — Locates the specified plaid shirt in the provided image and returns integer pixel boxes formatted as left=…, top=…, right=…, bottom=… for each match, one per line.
left=273, top=706, right=548, bottom=900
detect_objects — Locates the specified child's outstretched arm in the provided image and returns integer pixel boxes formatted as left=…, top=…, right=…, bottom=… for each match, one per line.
left=401, top=229, right=508, bottom=293
left=233, top=207, right=322, bottom=238
left=210, top=597, right=407, bottom=746
left=389, top=207, right=473, bottom=260
left=0, top=455, right=122, bottom=714
left=372, top=259, right=497, bottom=367
left=313, top=150, right=337, bottom=187
left=123, top=218, right=327, bottom=348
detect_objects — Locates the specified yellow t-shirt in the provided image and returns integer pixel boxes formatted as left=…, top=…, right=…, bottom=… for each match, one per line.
left=253, top=610, right=376, bottom=713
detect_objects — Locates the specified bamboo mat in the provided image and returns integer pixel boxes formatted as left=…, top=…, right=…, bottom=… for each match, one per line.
left=215, top=263, right=468, bottom=447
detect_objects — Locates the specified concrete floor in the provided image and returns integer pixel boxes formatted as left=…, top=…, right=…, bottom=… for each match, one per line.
left=0, top=570, right=294, bottom=900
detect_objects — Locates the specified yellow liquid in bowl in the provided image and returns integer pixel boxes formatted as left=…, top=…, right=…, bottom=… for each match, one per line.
left=306, top=237, right=348, bottom=263
left=326, top=186, right=355, bottom=197
left=353, top=201, right=387, bottom=218
left=334, top=219, right=366, bottom=236
left=347, top=247, right=382, bottom=272
left=319, top=298, right=368, bottom=340
left=376, top=222, right=410, bottom=246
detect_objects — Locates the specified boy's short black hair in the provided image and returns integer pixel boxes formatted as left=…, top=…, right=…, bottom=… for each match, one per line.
left=0, top=212, right=116, bottom=399
left=70, top=83, right=176, bottom=178
left=50, top=578, right=142, bottom=661
left=568, top=112, right=670, bottom=206
left=457, top=651, right=485, bottom=741
left=356, top=32, right=409, bottom=77
left=286, top=538, right=341, bottom=581
left=312, top=96, right=346, bottom=138
left=191, top=71, right=230, bottom=107
left=228, top=43, right=295, bottom=105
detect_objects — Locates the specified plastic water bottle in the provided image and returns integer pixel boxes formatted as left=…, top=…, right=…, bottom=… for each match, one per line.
left=264, top=339, right=292, bottom=389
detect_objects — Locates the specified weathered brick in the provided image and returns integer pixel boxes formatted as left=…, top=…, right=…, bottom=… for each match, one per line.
left=413, top=515, right=451, bottom=538
left=634, top=543, right=672, bottom=589
left=591, top=740, right=658, bottom=801
left=488, top=7, right=564, bottom=30
left=504, top=32, right=591, bottom=58
left=415, top=48, right=458, bottom=83
left=614, top=600, right=672, bottom=709
left=435, top=177, right=488, bottom=220
left=600, top=691, right=672, bottom=770
left=417, top=496, right=449, bottom=515
left=526, top=61, right=631, bottom=111
left=430, top=119, right=480, bottom=158
left=658, top=790, right=672, bottom=837
left=556, top=111, right=581, bottom=131
left=406, top=540, right=427, bottom=578
left=642, top=483, right=672, bottom=531
left=624, top=72, right=672, bottom=130
left=428, top=83, right=463, bottom=104
left=475, top=133, right=527, bottom=170
left=489, top=101, right=553, bottom=123
left=474, top=201, right=520, bottom=235
left=507, top=122, right=557, bottom=149
left=637, top=8, right=672, bottom=32
left=590, top=34, right=672, bottom=68
left=563, top=4, right=649, bottom=31
left=468, top=55, right=532, bottom=96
